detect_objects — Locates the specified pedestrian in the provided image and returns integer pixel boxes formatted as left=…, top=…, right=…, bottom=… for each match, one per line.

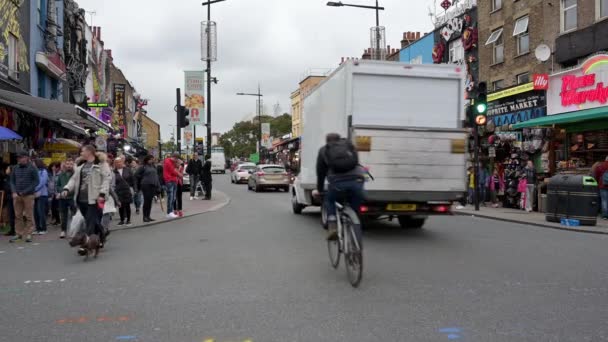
left=186, top=154, right=202, bottom=200
left=163, top=153, right=181, bottom=218
left=524, top=160, right=537, bottom=212
left=175, top=159, right=184, bottom=217
left=156, top=160, right=165, bottom=202
left=101, top=158, right=120, bottom=237
left=113, top=157, right=134, bottom=226
left=33, top=159, right=49, bottom=235
left=9, top=152, right=39, bottom=243
left=135, top=155, right=161, bottom=222
left=62, top=145, right=112, bottom=254
left=130, top=159, right=142, bottom=215
left=593, top=156, right=608, bottom=220
left=56, top=159, right=75, bottom=239
left=467, top=166, right=475, bottom=205
left=48, top=162, right=61, bottom=226
left=2, top=165, right=16, bottom=237
left=200, top=154, right=212, bottom=200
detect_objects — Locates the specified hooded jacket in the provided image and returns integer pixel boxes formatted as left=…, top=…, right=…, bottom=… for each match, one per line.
left=63, top=153, right=112, bottom=205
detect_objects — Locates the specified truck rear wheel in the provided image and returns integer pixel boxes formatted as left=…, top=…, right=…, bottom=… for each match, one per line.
left=398, top=216, right=426, bottom=229
left=292, top=191, right=305, bottom=214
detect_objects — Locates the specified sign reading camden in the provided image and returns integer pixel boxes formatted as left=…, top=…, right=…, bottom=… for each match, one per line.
left=487, top=86, right=546, bottom=127
left=548, top=54, right=608, bottom=115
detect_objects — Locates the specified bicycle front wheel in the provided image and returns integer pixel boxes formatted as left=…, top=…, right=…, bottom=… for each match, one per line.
left=327, top=235, right=341, bottom=269
left=342, top=208, right=363, bottom=288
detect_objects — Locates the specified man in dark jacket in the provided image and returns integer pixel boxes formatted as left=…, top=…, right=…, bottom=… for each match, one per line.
left=114, top=157, right=134, bottom=225
left=314, top=133, right=364, bottom=240
left=9, top=152, right=39, bottom=243
left=56, top=158, right=75, bottom=238
left=200, top=154, right=212, bottom=200
left=186, top=154, right=203, bottom=200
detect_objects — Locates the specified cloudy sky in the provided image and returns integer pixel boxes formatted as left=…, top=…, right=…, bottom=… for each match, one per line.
left=77, top=0, right=437, bottom=140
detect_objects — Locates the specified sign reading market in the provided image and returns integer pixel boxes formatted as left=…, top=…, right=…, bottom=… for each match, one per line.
left=548, top=54, right=608, bottom=115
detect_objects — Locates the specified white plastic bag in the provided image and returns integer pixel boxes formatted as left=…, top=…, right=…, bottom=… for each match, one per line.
left=68, top=211, right=85, bottom=238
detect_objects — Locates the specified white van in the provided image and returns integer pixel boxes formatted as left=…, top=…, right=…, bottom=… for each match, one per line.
left=211, top=147, right=226, bottom=174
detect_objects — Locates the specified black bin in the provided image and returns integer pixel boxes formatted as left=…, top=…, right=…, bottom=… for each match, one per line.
left=545, top=174, right=599, bottom=226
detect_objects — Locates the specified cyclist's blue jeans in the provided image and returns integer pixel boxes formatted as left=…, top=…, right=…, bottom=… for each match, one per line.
left=325, top=179, right=364, bottom=222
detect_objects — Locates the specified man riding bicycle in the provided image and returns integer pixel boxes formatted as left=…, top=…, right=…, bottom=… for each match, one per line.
left=314, top=133, right=365, bottom=240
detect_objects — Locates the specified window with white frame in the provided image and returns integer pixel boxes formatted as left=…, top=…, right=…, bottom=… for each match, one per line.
left=492, top=80, right=505, bottom=91
left=517, top=72, right=530, bottom=84
left=485, top=28, right=504, bottom=64
left=8, top=34, right=17, bottom=79
left=561, top=0, right=577, bottom=32
left=449, top=39, right=464, bottom=64
left=492, top=0, right=502, bottom=12
left=599, top=0, right=608, bottom=19
left=513, top=16, right=530, bottom=55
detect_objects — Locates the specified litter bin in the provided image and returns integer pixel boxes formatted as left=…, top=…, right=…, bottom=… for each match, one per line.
left=546, top=174, right=599, bottom=226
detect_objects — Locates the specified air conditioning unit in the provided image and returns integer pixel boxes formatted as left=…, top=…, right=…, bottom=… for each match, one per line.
left=8, top=69, right=19, bottom=82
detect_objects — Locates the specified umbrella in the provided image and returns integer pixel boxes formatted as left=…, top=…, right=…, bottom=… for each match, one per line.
left=0, top=127, right=22, bottom=141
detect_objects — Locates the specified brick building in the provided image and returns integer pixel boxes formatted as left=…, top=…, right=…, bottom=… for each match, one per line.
left=478, top=0, right=562, bottom=91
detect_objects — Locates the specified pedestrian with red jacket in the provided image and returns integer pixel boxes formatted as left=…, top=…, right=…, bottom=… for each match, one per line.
left=163, top=153, right=181, bottom=218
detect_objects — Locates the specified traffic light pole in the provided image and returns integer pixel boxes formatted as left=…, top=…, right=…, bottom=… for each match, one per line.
left=176, top=88, right=182, bottom=154
left=473, top=124, right=480, bottom=211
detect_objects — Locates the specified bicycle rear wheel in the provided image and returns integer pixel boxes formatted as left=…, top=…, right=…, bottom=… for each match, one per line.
left=342, top=208, right=363, bottom=288
left=327, top=234, right=340, bottom=269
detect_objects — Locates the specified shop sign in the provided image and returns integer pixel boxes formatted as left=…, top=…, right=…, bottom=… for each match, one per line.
left=547, top=54, right=608, bottom=115
left=113, top=84, right=126, bottom=137
left=184, top=71, right=205, bottom=125
left=487, top=86, right=546, bottom=127
left=434, top=0, right=477, bottom=28
left=488, top=81, right=547, bottom=102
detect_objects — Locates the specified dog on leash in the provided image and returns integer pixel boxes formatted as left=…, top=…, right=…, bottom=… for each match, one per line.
left=69, top=233, right=101, bottom=260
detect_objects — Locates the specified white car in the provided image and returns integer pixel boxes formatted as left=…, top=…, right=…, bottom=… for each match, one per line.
left=231, top=163, right=256, bottom=184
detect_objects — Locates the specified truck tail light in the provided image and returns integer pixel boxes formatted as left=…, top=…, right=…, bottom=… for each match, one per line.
left=359, top=205, right=370, bottom=213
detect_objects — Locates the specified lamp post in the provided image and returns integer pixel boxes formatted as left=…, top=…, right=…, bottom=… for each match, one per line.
left=326, top=1, right=385, bottom=60
left=237, top=85, right=263, bottom=157
left=202, top=0, right=226, bottom=157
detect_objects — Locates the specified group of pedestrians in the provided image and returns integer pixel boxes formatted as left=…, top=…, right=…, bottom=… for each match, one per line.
left=185, top=153, right=212, bottom=201
left=4, top=146, right=164, bottom=249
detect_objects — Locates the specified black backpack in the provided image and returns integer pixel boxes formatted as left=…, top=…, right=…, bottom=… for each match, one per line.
left=325, top=139, right=358, bottom=173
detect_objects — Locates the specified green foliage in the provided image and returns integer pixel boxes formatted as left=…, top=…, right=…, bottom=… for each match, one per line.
left=220, top=113, right=292, bottom=158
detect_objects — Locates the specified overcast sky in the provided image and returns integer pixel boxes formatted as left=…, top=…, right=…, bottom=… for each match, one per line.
left=77, top=0, right=436, bottom=140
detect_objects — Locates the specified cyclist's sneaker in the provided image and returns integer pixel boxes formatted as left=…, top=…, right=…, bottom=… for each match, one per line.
left=327, top=221, right=338, bottom=241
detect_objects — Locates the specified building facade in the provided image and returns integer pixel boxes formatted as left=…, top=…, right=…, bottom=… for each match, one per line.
left=141, top=113, right=160, bottom=156
left=290, top=75, right=325, bottom=138
left=0, top=0, right=31, bottom=94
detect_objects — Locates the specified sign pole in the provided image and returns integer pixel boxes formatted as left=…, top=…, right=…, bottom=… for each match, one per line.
left=474, top=124, right=480, bottom=211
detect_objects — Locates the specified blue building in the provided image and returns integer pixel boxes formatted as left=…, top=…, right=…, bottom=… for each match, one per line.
left=30, top=0, right=66, bottom=101
left=399, top=32, right=434, bottom=64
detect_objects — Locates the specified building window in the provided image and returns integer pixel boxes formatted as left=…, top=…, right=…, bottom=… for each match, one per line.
left=561, top=0, right=577, bottom=32
left=485, top=28, right=504, bottom=64
left=517, top=72, right=530, bottom=84
left=449, top=39, right=464, bottom=64
left=492, top=0, right=502, bottom=12
left=599, top=0, right=608, bottom=19
left=492, top=80, right=505, bottom=91
left=8, top=34, right=17, bottom=79
left=37, top=0, right=42, bottom=26
left=513, top=16, right=530, bottom=55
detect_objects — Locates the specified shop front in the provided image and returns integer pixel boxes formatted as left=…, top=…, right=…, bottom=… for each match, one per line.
left=514, top=54, right=608, bottom=176
left=269, top=137, right=300, bottom=173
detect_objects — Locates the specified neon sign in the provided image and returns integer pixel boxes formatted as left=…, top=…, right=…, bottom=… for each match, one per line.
left=560, top=73, right=608, bottom=107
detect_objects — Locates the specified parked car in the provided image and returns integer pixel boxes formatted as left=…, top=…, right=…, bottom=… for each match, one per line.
left=247, top=164, right=290, bottom=192
left=231, top=163, right=256, bottom=184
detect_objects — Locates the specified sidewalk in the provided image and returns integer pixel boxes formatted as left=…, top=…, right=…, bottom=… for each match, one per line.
left=454, top=205, right=608, bottom=235
left=0, top=190, right=230, bottom=242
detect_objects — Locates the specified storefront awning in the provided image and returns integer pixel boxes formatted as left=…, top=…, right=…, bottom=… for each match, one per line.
left=512, top=107, right=608, bottom=129
left=0, top=89, right=89, bottom=134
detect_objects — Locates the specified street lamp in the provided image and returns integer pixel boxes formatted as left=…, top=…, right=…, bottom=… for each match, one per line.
left=202, top=0, right=227, bottom=157
left=72, top=88, right=86, bottom=104
left=326, top=1, right=385, bottom=60
left=236, top=85, right=263, bottom=156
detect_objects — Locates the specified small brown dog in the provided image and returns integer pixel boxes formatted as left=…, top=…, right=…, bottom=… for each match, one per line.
left=69, top=233, right=100, bottom=260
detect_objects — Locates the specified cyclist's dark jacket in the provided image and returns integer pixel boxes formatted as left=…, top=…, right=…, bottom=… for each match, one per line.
left=316, top=141, right=364, bottom=191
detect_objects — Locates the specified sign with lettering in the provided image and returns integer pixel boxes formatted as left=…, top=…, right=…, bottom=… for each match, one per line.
left=113, top=84, right=126, bottom=137
left=434, top=0, right=477, bottom=28
left=487, top=86, right=546, bottom=128
left=184, top=71, right=205, bottom=125
left=547, top=54, right=608, bottom=115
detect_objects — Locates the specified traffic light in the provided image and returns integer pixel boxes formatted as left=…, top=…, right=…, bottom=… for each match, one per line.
left=178, top=105, right=190, bottom=128
left=475, top=82, right=487, bottom=126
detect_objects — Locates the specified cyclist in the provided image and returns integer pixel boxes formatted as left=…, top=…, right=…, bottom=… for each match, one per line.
left=313, top=133, right=365, bottom=240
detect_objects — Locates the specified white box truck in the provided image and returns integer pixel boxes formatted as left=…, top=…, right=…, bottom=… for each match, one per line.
left=291, top=60, right=467, bottom=228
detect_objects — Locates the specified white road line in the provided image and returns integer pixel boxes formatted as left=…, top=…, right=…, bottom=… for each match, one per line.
left=17, top=247, right=24, bottom=250
left=33, top=243, right=40, bottom=246
left=24, top=281, right=31, bottom=284
left=44, top=280, right=53, bottom=283
left=0, top=251, right=5, bottom=254
left=33, top=280, right=41, bottom=283
left=60, top=279, right=66, bottom=282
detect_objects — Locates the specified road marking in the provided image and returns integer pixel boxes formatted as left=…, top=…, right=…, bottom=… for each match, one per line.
left=24, top=280, right=31, bottom=284
left=24, top=278, right=66, bottom=285
left=116, top=336, right=137, bottom=340
left=439, top=327, right=462, bottom=340
left=56, top=315, right=132, bottom=325
left=17, top=247, right=24, bottom=250
left=33, top=280, right=41, bottom=283
left=0, top=250, right=6, bottom=254
left=33, top=243, right=40, bottom=246
left=60, top=278, right=66, bottom=282
left=44, top=280, right=53, bottom=283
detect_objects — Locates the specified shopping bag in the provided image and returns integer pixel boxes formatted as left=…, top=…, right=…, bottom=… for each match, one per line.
left=68, top=211, right=85, bottom=238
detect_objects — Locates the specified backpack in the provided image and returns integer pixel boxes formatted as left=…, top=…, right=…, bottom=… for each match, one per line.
left=325, top=139, right=358, bottom=173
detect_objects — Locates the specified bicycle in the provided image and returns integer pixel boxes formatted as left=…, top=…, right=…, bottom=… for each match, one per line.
left=327, top=197, right=364, bottom=288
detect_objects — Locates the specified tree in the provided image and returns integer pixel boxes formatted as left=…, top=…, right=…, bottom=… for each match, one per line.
left=161, top=140, right=176, bottom=153
left=219, top=113, right=293, bottom=158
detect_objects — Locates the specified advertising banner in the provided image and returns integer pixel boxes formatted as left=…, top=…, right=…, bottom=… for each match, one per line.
left=113, top=84, right=126, bottom=137
left=184, top=71, right=205, bottom=125
left=261, top=123, right=271, bottom=148
left=487, top=84, right=547, bottom=127
left=184, top=125, right=193, bottom=146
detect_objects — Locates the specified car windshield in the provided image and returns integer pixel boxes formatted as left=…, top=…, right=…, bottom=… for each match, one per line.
left=262, top=166, right=285, bottom=174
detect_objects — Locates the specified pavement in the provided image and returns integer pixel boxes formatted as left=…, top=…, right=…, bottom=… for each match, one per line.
left=455, top=205, right=608, bottom=235
left=2, top=175, right=608, bottom=341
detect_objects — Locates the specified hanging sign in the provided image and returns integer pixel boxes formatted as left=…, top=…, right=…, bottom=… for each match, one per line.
left=184, top=71, right=205, bottom=125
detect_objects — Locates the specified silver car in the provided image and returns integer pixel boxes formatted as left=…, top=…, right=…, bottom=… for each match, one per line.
left=247, top=164, right=290, bottom=192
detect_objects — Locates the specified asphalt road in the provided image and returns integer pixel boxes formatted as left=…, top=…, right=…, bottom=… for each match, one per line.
left=2, top=174, right=608, bottom=342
